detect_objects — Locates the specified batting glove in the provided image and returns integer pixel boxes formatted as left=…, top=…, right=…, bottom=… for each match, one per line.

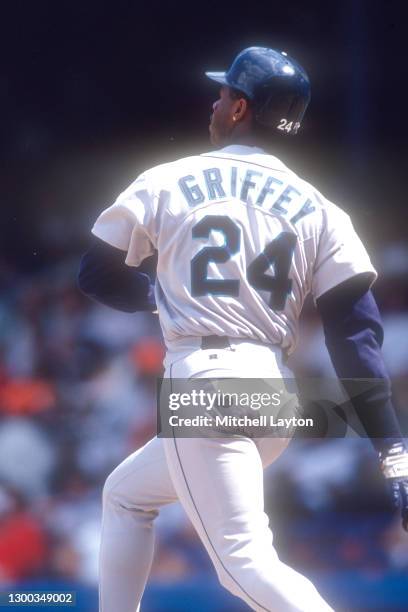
left=380, top=441, right=408, bottom=531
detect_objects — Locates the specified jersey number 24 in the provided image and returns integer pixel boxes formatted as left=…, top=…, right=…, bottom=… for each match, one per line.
left=190, top=215, right=296, bottom=311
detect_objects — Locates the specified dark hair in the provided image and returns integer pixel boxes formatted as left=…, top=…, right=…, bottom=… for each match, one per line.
left=228, top=87, right=250, bottom=103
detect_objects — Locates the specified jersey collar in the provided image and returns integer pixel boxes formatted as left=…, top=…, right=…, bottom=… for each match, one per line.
left=202, top=144, right=266, bottom=156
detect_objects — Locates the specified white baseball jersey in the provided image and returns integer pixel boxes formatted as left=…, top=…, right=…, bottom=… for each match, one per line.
left=92, top=144, right=377, bottom=353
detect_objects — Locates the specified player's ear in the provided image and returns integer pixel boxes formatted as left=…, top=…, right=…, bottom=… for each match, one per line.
left=232, top=96, right=249, bottom=123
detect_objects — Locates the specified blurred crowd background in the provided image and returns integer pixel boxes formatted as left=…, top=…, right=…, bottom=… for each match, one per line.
left=1, top=1, right=408, bottom=610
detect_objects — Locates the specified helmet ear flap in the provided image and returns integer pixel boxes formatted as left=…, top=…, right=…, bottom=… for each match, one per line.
left=253, top=76, right=310, bottom=133
left=255, top=92, right=308, bottom=133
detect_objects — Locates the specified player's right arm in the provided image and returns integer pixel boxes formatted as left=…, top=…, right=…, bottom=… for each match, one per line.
left=316, top=275, right=408, bottom=531
left=316, top=274, right=403, bottom=449
left=311, top=202, right=408, bottom=529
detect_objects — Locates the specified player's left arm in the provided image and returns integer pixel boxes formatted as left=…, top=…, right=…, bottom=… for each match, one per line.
left=78, top=235, right=157, bottom=312
left=316, top=274, right=408, bottom=530
left=79, top=171, right=159, bottom=311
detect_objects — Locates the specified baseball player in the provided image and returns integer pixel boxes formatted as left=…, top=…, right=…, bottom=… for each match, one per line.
left=79, top=47, right=408, bottom=612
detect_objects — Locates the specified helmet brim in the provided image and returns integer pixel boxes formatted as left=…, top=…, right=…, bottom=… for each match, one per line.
left=205, top=71, right=228, bottom=86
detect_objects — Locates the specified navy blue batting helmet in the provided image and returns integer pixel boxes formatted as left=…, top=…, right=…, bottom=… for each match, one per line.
left=205, top=46, right=311, bottom=134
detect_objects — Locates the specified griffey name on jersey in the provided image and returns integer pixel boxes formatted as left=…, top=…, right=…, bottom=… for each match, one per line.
left=178, top=166, right=315, bottom=224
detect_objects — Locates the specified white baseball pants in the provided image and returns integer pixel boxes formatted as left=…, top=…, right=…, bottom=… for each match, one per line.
left=99, top=341, right=334, bottom=612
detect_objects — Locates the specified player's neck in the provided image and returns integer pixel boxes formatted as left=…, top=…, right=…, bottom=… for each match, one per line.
left=226, top=132, right=267, bottom=150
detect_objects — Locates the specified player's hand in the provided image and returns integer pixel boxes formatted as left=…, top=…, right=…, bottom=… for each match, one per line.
left=380, top=442, right=408, bottom=531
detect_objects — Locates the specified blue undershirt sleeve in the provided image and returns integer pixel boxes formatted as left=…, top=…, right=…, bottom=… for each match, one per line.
left=316, top=274, right=403, bottom=452
left=78, top=236, right=157, bottom=312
